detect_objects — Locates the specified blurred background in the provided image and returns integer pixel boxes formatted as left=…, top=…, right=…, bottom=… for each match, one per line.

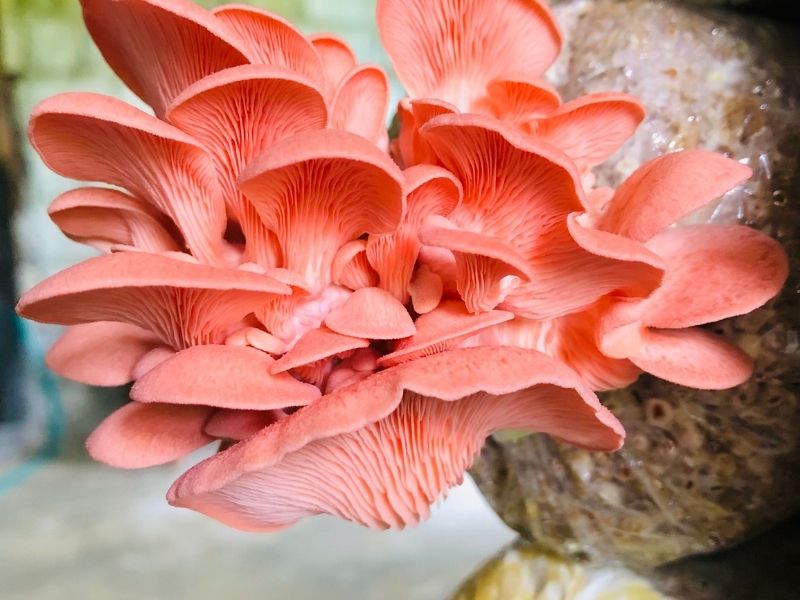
left=0, top=2, right=517, bottom=599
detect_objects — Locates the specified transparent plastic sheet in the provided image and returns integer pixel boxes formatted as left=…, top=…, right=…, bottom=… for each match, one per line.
left=470, top=0, right=800, bottom=568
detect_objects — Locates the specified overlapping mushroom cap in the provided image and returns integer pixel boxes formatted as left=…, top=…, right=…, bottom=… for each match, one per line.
left=377, top=0, right=645, bottom=175
left=16, top=0, right=786, bottom=533
left=475, top=151, right=788, bottom=391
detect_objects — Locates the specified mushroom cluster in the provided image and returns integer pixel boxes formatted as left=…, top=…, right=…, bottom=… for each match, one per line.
left=17, top=0, right=786, bottom=532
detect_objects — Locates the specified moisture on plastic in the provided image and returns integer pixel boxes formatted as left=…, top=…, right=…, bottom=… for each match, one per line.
left=472, top=0, right=800, bottom=568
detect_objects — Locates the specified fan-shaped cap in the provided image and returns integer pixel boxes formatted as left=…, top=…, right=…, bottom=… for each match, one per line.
left=87, top=402, right=214, bottom=469
left=167, top=65, right=328, bottom=267
left=421, top=114, right=646, bottom=317
left=29, top=93, right=227, bottom=264
left=324, top=287, right=416, bottom=339
left=483, top=75, right=561, bottom=126
left=168, top=346, right=624, bottom=531
left=80, top=0, right=251, bottom=116
left=529, top=93, right=645, bottom=171
left=238, top=129, right=404, bottom=292
left=48, top=188, right=181, bottom=254
left=629, top=328, right=753, bottom=390
left=330, top=65, right=390, bottom=145
left=596, top=150, right=753, bottom=242
left=378, top=300, right=514, bottom=367
left=377, top=0, right=561, bottom=109
left=46, top=322, right=163, bottom=387
left=212, top=4, right=327, bottom=90
left=17, top=252, right=290, bottom=350
left=132, top=345, right=320, bottom=409
left=639, top=225, right=788, bottom=329
left=309, top=33, right=357, bottom=93
left=420, top=114, right=584, bottom=252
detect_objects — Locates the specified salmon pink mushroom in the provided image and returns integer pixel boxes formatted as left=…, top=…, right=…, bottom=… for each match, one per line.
left=166, top=64, right=329, bottom=267
left=48, top=188, right=182, bottom=254
left=417, top=114, right=663, bottom=317
left=28, top=0, right=409, bottom=478
left=45, top=322, right=163, bottom=387
left=585, top=151, right=788, bottom=389
left=29, top=93, right=230, bottom=265
left=377, top=0, right=561, bottom=110
left=17, top=252, right=293, bottom=467
left=80, top=0, right=252, bottom=117
left=473, top=151, right=788, bottom=391
left=378, top=0, right=644, bottom=172
left=15, top=0, right=787, bottom=535
left=167, top=347, right=624, bottom=531
left=366, top=164, right=462, bottom=304
left=210, top=4, right=328, bottom=91
left=237, top=129, right=404, bottom=294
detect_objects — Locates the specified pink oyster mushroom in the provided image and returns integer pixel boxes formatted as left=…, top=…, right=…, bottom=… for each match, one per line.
left=473, top=150, right=788, bottom=391
left=17, top=0, right=624, bottom=529
left=377, top=0, right=645, bottom=175
left=15, top=0, right=785, bottom=531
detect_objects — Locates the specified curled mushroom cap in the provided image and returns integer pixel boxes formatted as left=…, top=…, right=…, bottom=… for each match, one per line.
left=238, top=129, right=405, bottom=292
left=482, top=76, right=561, bottom=126
left=309, top=33, right=358, bottom=94
left=211, top=4, right=326, bottom=91
left=639, top=225, right=788, bottom=330
left=595, top=149, right=753, bottom=242
left=593, top=225, right=788, bottom=390
left=166, top=65, right=329, bottom=267
left=87, top=402, right=215, bottom=469
left=325, top=287, right=417, bottom=339
left=17, top=252, right=289, bottom=350
left=377, top=0, right=561, bottom=110
left=17, top=0, right=788, bottom=537
left=419, top=113, right=662, bottom=318
left=131, top=345, right=321, bottom=409
left=48, top=188, right=181, bottom=254
left=29, top=93, right=228, bottom=264
left=80, top=0, right=251, bottom=117
left=330, top=65, right=391, bottom=146
left=46, top=322, right=163, bottom=387
left=525, top=92, right=645, bottom=172
left=538, top=153, right=787, bottom=392
left=168, top=346, right=624, bottom=531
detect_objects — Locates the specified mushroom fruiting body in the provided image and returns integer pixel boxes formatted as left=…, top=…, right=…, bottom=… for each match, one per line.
left=16, top=0, right=786, bottom=532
